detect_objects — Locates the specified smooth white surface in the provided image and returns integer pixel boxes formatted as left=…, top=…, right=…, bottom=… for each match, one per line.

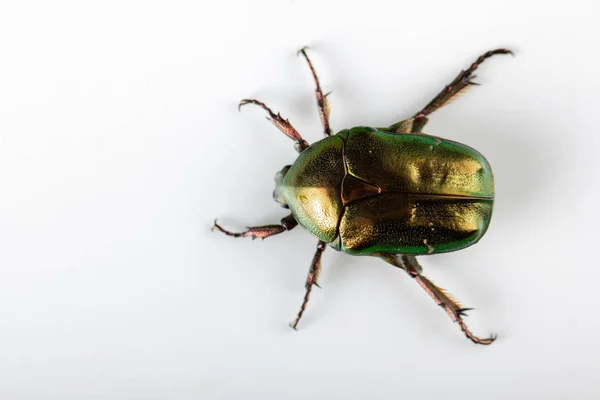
left=0, top=1, right=598, bottom=399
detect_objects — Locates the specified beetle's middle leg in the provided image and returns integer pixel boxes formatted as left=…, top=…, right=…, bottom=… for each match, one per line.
left=290, top=240, right=326, bottom=329
left=380, top=253, right=496, bottom=345
left=213, top=214, right=298, bottom=240
left=298, top=47, right=332, bottom=138
left=238, top=99, right=309, bottom=153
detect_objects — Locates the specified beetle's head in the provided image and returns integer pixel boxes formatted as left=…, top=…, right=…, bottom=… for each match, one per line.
left=273, top=165, right=291, bottom=208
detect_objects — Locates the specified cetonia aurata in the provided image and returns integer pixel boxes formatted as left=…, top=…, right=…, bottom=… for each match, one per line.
left=214, top=47, right=512, bottom=345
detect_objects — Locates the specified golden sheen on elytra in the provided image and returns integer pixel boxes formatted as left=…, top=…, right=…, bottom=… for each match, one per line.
left=215, top=46, right=512, bottom=345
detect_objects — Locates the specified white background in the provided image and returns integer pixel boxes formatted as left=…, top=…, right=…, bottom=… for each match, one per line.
left=0, top=1, right=598, bottom=399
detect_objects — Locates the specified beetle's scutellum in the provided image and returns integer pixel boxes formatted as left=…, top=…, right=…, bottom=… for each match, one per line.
left=214, top=47, right=512, bottom=345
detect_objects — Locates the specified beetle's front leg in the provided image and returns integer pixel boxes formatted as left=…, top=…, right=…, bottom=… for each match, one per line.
left=381, top=254, right=496, bottom=345
left=290, top=240, right=326, bottom=329
left=239, top=99, right=309, bottom=153
left=298, top=47, right=332, bottom=138
left=213, top=214, right=298, bottom=240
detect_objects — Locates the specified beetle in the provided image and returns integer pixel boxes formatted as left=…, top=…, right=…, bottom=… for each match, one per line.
left=214, top=47, right=512, bottom=345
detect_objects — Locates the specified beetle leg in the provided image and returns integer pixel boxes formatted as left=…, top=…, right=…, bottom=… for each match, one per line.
left=297, top=47, right=332, bottom=138
left=412, top=48, right=513, bottom=120
left=380, top=254, right=496, bottom=345
left=385, top=49, right=511, bottom=134
left=290, top=240, right=326, bottom=330
left=382, top=117, right=430, bottom=134
left=239, top=99, right=309, bottom=153
left=212, top=214, right=298, bottom=240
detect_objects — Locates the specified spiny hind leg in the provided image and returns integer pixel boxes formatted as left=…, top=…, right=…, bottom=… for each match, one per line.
left=385, top=116, right=430, bottom=134
left=380, top=253, right=496, bottom=345
left=385, top=48, right=513, bottom=134
left=213, top=214, right=298, bottom=240
left=413, top=48, right=513, bottom=120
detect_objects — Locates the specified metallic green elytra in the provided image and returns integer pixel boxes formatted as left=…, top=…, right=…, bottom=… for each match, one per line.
left=214, top=47, right=512, bottom=345
left=281, top=126, right=494, bottom=256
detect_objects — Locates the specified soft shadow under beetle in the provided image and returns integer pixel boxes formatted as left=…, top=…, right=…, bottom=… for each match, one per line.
left=214, top=47, right=512, bottom=345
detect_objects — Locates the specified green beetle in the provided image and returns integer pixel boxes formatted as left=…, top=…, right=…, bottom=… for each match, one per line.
left=214, top=47, right=511, bottom=345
